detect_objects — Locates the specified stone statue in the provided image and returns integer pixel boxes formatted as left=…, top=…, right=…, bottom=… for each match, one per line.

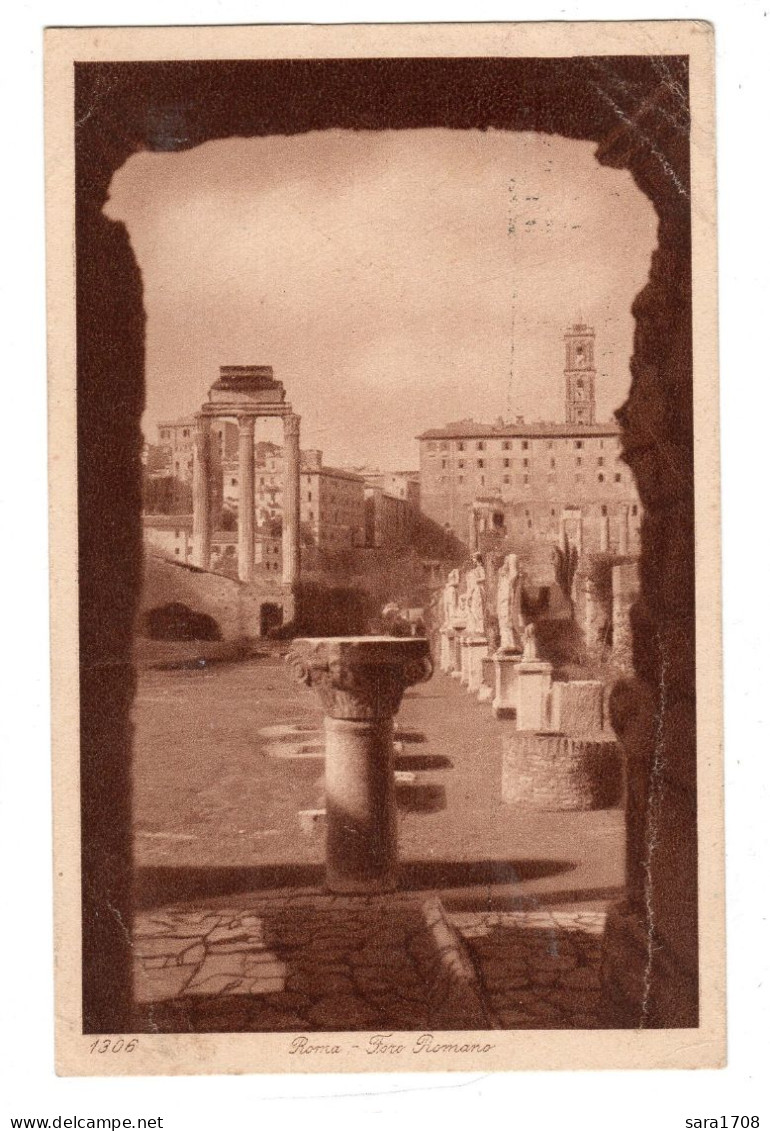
left=522, top=622, right=539, bottom=662
left=442, top=569, right=460, bottom=628
left=465, top=556, right=486, bottom=636
left=496, top=553, right=523, bottom=652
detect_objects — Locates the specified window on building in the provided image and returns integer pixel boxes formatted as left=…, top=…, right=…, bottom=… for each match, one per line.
left=183, top=429, right=189, bottom=438
left=528, top=520, right=533, bottom=529
left=632, top=504, right=638, bottom=516
left=550, top=458, right=556, bottom=469
left=550, top=508, right=556, bottom=517
left=598, top=456, right=604, bottom=467
left=458, top=459, right=464, bottom=468
left=504, top=459, right=510, bottom=468
left=457, top=441, right=465, bottom=452
left=523, top=458, right=529, bottom=468
left=503, top=441, right=512, bottom=450
left=525, top=509, right=530, bottom=517
left=522, top=441, right=529, bottom=450
left=231, top=477, right=237, bottom=487
left=598, top=473, right=605, bottom=483
left=503, top=475, right=510, bottom=485
left=480, top=475, right=485, bottom=486
left=575, top=440, right=583, bottom=450
left=477, top=459, right=484, bottom=468
left=476, top=441, right=485, bottom=451
left=576, top=457, right=582, bottom=467
left=615, top=473, right=622, bottom=483
left=174, top=548, right=180, bottom=556
left=601, top=505, right=608, bottom=516
left=547, top=441, right=554, bottom=450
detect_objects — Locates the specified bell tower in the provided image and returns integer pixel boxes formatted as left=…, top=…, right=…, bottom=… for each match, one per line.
left=564, top=323, right=596, bottom=425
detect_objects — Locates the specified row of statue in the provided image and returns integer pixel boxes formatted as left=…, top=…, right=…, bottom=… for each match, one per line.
left=442, top=551, right=526, bottom=653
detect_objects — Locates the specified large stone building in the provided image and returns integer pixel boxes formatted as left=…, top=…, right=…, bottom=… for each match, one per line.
left=417, top=324, right=641, bottom=562
left=222, top=442, right=366, bottom=553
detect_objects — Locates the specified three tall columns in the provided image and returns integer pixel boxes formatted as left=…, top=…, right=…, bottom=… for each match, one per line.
left=192, top=409, right=301, bottom=586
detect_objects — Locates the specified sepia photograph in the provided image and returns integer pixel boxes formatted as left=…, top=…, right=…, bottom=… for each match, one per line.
left=45, top=20, right=723, bottom=1075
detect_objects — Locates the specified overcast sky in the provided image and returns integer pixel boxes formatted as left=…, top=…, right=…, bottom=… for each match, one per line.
left=105, top=128, right=657, bottom=470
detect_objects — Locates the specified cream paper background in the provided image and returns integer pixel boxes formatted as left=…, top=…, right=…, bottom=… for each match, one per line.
left=44, top=20, right=723, bottom=1079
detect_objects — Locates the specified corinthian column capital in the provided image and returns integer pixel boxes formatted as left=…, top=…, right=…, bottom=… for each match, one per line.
left=287, top=636, right=433, bottom=720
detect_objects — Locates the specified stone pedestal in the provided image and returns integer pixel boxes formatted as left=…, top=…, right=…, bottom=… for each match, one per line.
left=550, top=680, right=604, bottom=735
left=477, top=657, right=494, bottom=702
left=439, top=628, right=452, bottom=673
left=515, top=661, right=553, bottom=731
left=492, top=650, right=523, bottom=718
left=459, top=636, right=471, bottom=685
left=465, top=636, right=488, bottom=693
left=287, top=636, right=433, bottom=893
left=449, top=627, right=465, bottom=678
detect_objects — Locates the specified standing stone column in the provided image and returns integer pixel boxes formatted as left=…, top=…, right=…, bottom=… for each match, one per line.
left=600, top=514, right=610, bottom=552
left=282, top=412, right=301, bottom=586
left=191, top=414, right=212, bottom=569
left=468, top=506, right=478, bottom=554
left=237, top=415, right=256, bottom=582
left=287, top=637, right=433, bottom=893
left=618, top=504, right=630, bottom=556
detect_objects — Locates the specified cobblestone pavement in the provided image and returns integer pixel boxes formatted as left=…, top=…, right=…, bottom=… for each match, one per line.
left=132, top=895, right=491, bottom=1033
left=455, top=909, right=607, bottom=1029
left=132, top=897, right=608, bottom=1032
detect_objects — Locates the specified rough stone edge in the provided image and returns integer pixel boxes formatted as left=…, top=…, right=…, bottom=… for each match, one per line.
left=420, top=896, right=501, bottom=1030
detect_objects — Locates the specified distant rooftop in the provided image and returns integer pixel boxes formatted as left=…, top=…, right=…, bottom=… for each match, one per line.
left=417, top=418, right=620, bottom=441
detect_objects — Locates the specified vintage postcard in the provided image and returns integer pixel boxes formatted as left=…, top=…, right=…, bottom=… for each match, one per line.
left=46, top=21, right=723, bottom=1075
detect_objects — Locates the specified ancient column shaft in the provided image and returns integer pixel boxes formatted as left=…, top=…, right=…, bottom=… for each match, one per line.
left=600, top=514, right=610, bottom=553
left=237, top=415, right=256, bottom=582
left=191, top=415, right=212, bottom=569
left=618, top=504, right=630, bottom=556
left=287, top=636, right=433, bottom=893
left=324, top=716, right=397, bottom=892
left=282, top=413, right=301, bottom=586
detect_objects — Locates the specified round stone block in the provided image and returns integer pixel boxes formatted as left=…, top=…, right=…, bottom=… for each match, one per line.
left=502, top=731, right=622, bottom=811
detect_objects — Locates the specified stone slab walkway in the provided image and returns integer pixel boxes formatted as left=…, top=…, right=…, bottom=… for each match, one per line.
left=132, top=895, right=609, bottom=1032
left=132, top=894, right=492, bottom=1033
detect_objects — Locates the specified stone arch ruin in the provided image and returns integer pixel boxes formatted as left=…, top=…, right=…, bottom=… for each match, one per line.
left=75, top=54, right=696, bottom=1031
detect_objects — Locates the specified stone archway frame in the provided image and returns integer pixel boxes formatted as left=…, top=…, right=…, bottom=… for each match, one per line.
left=71, top=46, right=697, bottom=1033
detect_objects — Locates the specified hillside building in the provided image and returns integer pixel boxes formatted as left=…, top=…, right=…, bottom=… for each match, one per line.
left=417, top=324, right=642, bottom=563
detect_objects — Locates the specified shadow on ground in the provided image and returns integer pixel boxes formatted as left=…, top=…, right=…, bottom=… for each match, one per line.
left=135, top=858, right=575, bottom=911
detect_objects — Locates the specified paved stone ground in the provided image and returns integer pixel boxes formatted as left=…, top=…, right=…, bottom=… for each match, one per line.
left=131, top=897, right=608, bottom=1032
left=455, top=910, right=607, bottom=1029
left=133, top=656, right=624, bottom=911
left=132, top=895, right=492, bottom=1033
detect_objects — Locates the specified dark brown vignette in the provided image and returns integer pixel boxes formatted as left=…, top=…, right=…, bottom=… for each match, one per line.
left=73, top=55, right=695, bottom=1033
